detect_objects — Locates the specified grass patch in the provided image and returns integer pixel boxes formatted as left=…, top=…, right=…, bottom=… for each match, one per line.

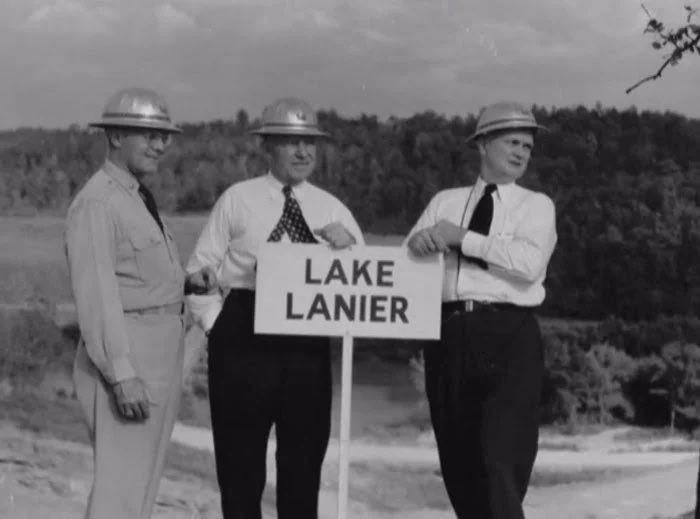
left=538, top=440, right=581, bottom=451
left=644, top=443, right=698, bottom=453
left=530, top=466, right=650, bottom=487
left=163, top=441, right=218, bottom=486
left=613, top=427, right=692, bottom=443
left=0, top=392, right=89, bottom=444
left=0, top=309, right=75, bottom=385
left=319, top=462, right=652, bottom=513
left=178, top=390, right=212, bottom=429
left=0, top=216, right=405, bottom=304
left=324, top=462, right=451, bottom=512
left=539, top=423, right=609, bottom=437
left=2, top=389, right=222, bottom=485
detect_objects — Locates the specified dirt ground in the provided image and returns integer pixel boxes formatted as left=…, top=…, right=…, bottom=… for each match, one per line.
left=2, top=412, right=698, bottom=519
left=1, top=357, right=699, bottom=519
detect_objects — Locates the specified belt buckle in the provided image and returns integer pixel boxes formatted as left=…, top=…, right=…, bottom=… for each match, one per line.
left=463, top=300, right=474, bottom=312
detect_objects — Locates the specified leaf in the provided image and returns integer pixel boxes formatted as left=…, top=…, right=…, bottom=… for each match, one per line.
left=652, top=41, right=662, bottom=49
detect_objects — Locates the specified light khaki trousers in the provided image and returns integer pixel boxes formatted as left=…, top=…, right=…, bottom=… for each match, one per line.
left=74, top=313, right=184, bottom=519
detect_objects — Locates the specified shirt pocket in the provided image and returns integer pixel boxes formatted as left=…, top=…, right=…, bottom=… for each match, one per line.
left=164, top=227, right=182, bottom=263
left=129, top=230, right=170, bottom=282
left=228, top=227, right=262, bottom=259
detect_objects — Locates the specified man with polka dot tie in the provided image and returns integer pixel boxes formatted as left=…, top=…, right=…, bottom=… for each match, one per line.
left=185, top=97, right=363, bottom=519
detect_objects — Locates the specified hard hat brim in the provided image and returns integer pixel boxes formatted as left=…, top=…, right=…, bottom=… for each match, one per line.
left=250, top=126, right=330, bottom=138
left=466, top=122, right=548, bottom=142
left=89, top=118, right=182, bottom=134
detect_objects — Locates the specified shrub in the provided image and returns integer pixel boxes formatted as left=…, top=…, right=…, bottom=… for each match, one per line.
left=0, top=308, right=74, bottom=385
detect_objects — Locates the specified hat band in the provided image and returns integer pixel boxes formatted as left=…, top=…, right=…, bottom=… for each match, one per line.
left=477, top=116, right=537, bottom=133
left=101, top=112, right=172, bottom=122
left=261, top=122, right=318, bottom=129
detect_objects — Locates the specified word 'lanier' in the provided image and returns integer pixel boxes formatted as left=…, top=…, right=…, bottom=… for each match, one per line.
left=287, top=258, right=408, bottom=323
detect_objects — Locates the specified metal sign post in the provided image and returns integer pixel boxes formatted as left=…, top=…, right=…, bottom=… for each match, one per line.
left=336, top=332, right=354, bottom=519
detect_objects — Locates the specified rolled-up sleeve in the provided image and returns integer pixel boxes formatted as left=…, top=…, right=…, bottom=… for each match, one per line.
left=65, top=200, right=136, bottom=384
left=461, top=194, right=557, bottom=282
left=186, top=193, right=231, bottom=332
left=402, top=192, right=442, bottom=247
left=334, top=202, right=365, bottom=246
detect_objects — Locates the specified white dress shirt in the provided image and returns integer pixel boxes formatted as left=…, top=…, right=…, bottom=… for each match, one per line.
left=407, top=176, right=557, bottom=305
left=186, top=173, right=364, bottom=332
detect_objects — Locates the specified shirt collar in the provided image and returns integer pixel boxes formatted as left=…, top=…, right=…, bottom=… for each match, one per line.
left=103, top=160, right=140, bottom=194
left=265, top=171, right=308, bottom=202
left=475, top=175, right=514, bottom=206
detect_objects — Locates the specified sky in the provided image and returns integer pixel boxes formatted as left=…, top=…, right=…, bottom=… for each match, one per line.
left=1, top=0, right=698, bottom=129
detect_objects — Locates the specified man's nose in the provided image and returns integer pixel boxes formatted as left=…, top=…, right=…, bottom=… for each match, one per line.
left=149, top=133, right=170, bottom=152
left=513, top=145, right=528, bottom=159
left=294, top=140, right=309, bottom=156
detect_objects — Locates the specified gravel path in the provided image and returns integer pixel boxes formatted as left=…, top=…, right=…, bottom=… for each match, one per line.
left=172, top=423, right=700, bottom=519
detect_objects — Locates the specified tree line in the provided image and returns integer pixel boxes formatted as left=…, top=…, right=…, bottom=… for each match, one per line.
left=3, top=104, right=700, bottom=322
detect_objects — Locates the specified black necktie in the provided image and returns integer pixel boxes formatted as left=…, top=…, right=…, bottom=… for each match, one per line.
left=268, top=185, right=318, bottom=243
left=463, top=184, right=496, bottom=269
left=138, top=183, right=164, bottom=233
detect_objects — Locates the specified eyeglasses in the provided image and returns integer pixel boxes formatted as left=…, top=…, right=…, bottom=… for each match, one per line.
left=124, top=129, right=173, bottom=147
left=143, top=131, right=172, bottom=147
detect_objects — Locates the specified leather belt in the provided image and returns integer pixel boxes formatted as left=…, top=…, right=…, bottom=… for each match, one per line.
left=124, top=301, right=184, bottom=316
left=441, top=300, right=531, bottom=313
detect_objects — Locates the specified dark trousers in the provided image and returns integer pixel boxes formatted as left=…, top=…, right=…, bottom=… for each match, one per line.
left=424, top=306, right=544, bottom=519
left=207, top=289, right=332, bottom=519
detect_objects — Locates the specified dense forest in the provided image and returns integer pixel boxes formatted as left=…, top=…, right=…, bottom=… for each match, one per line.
left=4, top=104, right=700, bottom=321
left=4, top=104, right=700, bottom=426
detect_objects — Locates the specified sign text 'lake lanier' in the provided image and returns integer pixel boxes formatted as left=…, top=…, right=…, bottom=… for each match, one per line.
left=254, top=243, right=443, bottom=339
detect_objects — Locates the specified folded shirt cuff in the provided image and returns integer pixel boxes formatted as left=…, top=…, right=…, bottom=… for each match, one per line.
left=109, top=357, right=137, bottom=384
left=200, top=307, right=222, bottom=335
left=461, top=230, right=487, bottom=257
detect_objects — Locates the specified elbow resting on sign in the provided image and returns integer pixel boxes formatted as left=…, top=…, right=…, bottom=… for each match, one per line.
left=286, top=292, right=409, bottom=324
left=491, top=241, right=547, bottom=283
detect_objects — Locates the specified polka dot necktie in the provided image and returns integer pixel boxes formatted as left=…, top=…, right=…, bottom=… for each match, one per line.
left=267, top=185, right=318, bottom=243
left=463, top=183, right=497, bottom=270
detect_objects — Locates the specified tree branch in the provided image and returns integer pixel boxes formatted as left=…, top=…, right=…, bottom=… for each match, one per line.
left=625, top=55, right=678, bottom=94
left=626, top=4, right=700, bottom=94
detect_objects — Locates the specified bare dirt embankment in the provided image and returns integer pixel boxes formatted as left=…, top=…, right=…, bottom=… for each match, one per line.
left=2, top=393, right=698, bottom=519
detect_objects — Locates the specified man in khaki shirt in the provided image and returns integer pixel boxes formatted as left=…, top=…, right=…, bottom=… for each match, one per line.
left=65, top=87, right=187, bottom=519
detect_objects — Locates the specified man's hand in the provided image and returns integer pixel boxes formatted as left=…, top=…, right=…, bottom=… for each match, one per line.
left=185, top=266, right=218, bottom=295
left=314, top=223, right=357, bottom=250
left=112, top=377, right=151, bottom=422
left=432, top=219, right=468, bottom=248
left=407, top=227, right=449, bottom=256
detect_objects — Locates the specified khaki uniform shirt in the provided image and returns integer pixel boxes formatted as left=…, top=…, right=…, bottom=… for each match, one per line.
left=65, top=160, right=185, bottom=384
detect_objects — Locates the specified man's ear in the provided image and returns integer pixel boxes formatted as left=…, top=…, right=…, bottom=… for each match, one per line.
left=476, top=138, right=487, bottom=159
left=105, top=129, right=123, bottom=149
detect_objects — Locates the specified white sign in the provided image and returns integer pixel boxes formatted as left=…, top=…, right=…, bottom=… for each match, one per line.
left=254, top=243, right=443, bottom=339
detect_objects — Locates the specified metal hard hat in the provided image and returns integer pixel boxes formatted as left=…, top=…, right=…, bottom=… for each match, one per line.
left=89, top=87, right=181, bottom=133
left=250, top=97, right=329, bottom=138
left=467, top=101, right=547, bottom=142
